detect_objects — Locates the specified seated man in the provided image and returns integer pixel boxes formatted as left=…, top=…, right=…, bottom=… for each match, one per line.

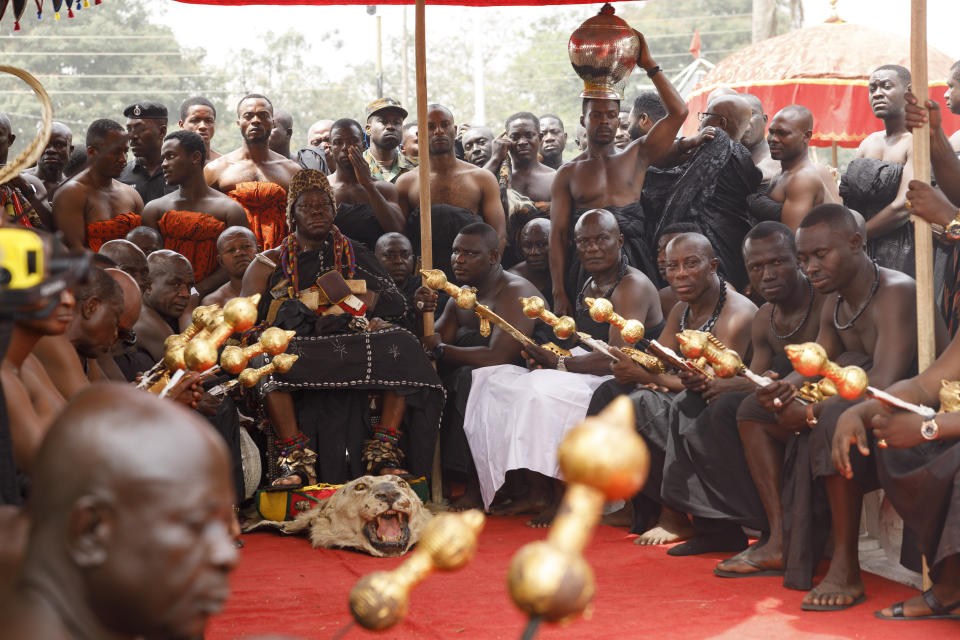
left=205, top=93, right=301, bottom=250
left=508, top=218, right=552, bottom=308
left=466, top=210, right=664, bottom=525
left=95, top=269, right=149, bottom=383
left=142, top=130, right=249, bottom=297
left=53, top=119, right=144, bottom=251
left=726, top=204, right=946, bottom=609
left=125, top=225, right=163, bottom=255
left=659, top=222, right=825, bottom=556
left=587, top=231, right=756, bottom=545
left=747, top=105, right=840, bottom=230
left=396, top=104, right=506, bottom=279
left=833, top=322, right=960, bottom=619
left=0, top=112, right=51, bottom=229
left=241, top=169, right=443, bottom=485
left=133, top=250, right=193, bottom=361
left=201, top=226, right=258, bottom=307
left=0, top=384, right=238, bottom=639
left=413, top=222, right=541, bottom=510
left=99, top=238, right=150, bottom=292
left=326, top=118, right=405, bottom=250
left=375, top=231, right=419, bottom=303
left=653, top=222, right=701, bottom=308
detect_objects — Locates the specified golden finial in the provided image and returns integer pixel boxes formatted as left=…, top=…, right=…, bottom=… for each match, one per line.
left=676, top=330, right=744, bottom=379
left=825, top=0, right=845, bottom=24
left=420, top=268, right=477, bottom=309
left=220, top=327, right=296, bottom=374
left=520, top=295, right=577, bottom=340
left=237, top=353, right=299, bottom=388
left=349, top=510, right=485, bottom=631
left=785, top=342, right=868, bottom=400
left=584, top=297, right=644, bottom=343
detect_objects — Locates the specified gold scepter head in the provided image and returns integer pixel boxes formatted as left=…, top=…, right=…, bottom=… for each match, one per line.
left=508, top=397, right=648, bottom=625
left=785, top=342, right=869, bottom=400
left=420, top=268, right=477, bottom=309
left=182, top=304, right=219, bottom=340
left=349, top=510, right=485, bottom=631
left=183, top=294, right=262, bottom=372
left=220, top=327, right=296, bottom=375
left=237, top=352, right=299, bottom=388
left=676, top=330, right=744, bottom=379
left=584, top=297, right=645, bottom=343
left=519, top=296, right=577, bottom=340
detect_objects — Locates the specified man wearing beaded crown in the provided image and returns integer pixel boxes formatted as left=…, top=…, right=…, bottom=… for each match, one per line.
left=728, top=204, right=947, bottom=610
left=550, top=19, right=688, bottom=317
left=586, top=231, right=756, bottom=545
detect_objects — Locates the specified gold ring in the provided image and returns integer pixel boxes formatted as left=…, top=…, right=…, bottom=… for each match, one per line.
left=905, top=200, right=913, bottom=210
left=877, top=438, right=888, bottom=448
left=773, top=397, right=783, bottom=408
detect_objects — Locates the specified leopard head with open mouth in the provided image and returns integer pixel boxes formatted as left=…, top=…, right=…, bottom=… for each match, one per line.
left=286, top=475, right=430, bottom=557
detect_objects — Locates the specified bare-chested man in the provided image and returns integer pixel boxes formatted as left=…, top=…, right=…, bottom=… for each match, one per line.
left=1, top=113, right=52, bottom=229
left=201, top=226, right=258, bottom=307
left=843, top=65, right=915, bottom=275
left=134, top=250, right=194, bottom=361
left=462, top=126, right=494, bottom=169
left=325, top=118, right=405, bottom=250
left=205, top=93, right=301, bottom=250
left=740, top=94, right=781, bottom=184
left=396, top=104, right=506, bottom=278
left=414, top=222, right=541, bottom=509
left=508, top=218, right=551, bottom=304
left=751, top=105, right=840, bottom=230
left=725, top=204, right=946, bottom=609
left=0, top=384, right=238, bottom=640
left=53, top=119, right=144, bottom=251
left=143, top=130, right=248, bottom=296
left=268, top=109, right=294, bottom=160
left=179, top=95, right=221, bottom=161
left=550, top=33, right=687, bottom=315
left=126, top=224, right=163, bottom=256
left=485, top=112, right=555, bottom=204
left=587, top=232, right=756, bottom=545
left=23, top=121, right=73, bottom=206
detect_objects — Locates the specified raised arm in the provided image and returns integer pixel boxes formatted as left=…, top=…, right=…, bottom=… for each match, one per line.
left=348, top=146, right=406, bottom=233
left=633, top=31, right=688, bottom=166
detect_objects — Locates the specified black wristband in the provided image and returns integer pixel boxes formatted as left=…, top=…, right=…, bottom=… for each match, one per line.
left=646, top=65, right=661, bottom=78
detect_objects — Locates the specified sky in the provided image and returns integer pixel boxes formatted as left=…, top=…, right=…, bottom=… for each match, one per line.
left=153, top=0, right=960, bottom=72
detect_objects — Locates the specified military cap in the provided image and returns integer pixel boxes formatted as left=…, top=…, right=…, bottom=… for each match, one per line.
left=123, top=102, right=168, bottom=121
left=365, top=97, right=408, bottom=121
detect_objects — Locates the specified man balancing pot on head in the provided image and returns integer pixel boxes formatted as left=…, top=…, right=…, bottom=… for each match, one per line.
left=657, top=222, right=826, bottom=557
left=721, top=204, right=948, bottom=611
left=464, top=210, right=664, bottom=527
left=396, top=103, right=507, bottom=279
left=550, top=29, right=687, bottom=316
left=747, top=105, right=840, bottom=231
left=325, top=118, right=405, bottom=251
left=241, top=169, right=443, bottom=486
left=205, top=93, right=301, bottom=251
left=586, top=232, right=756, bottom=546
left=53, top=119, right=144, bottom=251
left=141, top=130, right=249, bottom=298
left=412, top=222, right=542, bottom=511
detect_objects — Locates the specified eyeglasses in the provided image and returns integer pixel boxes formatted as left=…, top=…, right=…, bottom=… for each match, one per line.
left=698, top=111, right=728, bottom=129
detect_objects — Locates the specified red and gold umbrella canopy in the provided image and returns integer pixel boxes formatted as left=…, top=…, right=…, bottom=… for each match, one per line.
left=684, top=20, right=960, bottom=147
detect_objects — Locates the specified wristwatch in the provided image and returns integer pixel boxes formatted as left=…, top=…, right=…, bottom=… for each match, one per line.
left=646, top=65, right=662, bottom=78
left=556, top=355, right=567, bottom=372
left=805, top=403, right=819, bottom=428
left=921, top=416, right=940, bottom=440
left=430, top=343, right=445, bottom=362
left=945, top=209, right=960, bottom=241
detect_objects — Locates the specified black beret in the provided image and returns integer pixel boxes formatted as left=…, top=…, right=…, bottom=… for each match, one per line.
left=123, top=102, right=168, bottom=121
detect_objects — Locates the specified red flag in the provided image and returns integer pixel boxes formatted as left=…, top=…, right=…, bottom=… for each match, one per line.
left=689, top=28, right=701, bottom=59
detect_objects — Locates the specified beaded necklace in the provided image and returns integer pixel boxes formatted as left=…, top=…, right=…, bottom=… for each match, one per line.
left=280, top=226, right=357, bottom=297
left=770, top=277, right=814, bottom=340
left=833, top=261, right=880, bottom=331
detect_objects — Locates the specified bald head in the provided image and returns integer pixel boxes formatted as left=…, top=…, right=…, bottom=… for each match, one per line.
left=105, top=268, right=142, bottom=329
left=740, top=94, right=767, bottom=148
left=775, top=104, right=813, bottom=131
left=307, top=119, right=333, bottom=148
left=520, top=217, right=551, bottom=241
left=216, top=225, right=257, bottom=253
left=145, top=250, right=194, bottom=319
left=51, top=121, right=72, bottom=139
left=574, top=208, right=619, bottom=236
left=26, top=383, right=236, bottom=639
left=100, top=239, right=149, bottom=291
left=704, top=94, right=753, bottom=142
left=125, top=225, right=162, bottom=256
left=375, top=232, right=414, bottom=284
left=667, top=232, right=716, bottom=261
left=375, top=231, right=412, bottom=255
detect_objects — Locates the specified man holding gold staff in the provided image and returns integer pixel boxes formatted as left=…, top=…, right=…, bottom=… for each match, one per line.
left=729, top=204, right=947, bottom=611
left=460, top=209, right=664, bottom=526
left=587, top=231, right=756, bottom=545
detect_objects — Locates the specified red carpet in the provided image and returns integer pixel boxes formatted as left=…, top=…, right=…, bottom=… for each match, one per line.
left=208, top=516, right=954, bottom=639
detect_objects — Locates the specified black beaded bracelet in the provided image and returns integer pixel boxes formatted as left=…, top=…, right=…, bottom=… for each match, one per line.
left=646, top=65, right=661, bottom=78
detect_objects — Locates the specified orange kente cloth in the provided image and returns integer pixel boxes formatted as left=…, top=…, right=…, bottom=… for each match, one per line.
left=86, top=212, right=142, bottom=252
left=157, top=210, right=227, bottom=282
left=226, top=181, right=288, bottom=250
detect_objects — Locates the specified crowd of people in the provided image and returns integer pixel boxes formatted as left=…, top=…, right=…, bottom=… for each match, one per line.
left=1, top=32, right=959, bottom=637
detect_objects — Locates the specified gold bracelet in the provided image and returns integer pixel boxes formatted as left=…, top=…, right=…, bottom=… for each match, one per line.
left=945, top=209, right=960, bottom=241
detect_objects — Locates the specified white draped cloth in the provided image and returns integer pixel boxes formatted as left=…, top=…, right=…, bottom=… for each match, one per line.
left=462, top=362, right=612, bottom=509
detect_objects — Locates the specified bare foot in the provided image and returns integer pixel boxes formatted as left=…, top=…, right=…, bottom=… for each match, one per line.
left=526, top=501, right=558, bottom=528
left=715, top=541, right=783, bottom=575
left=379, top=467, right=409, bottom=476
left=600, top=501, right=633, bottom=527
left=271, top=474, right=303, bottom=487
left=801, top=578, right=865, bottom=610
left=449, top=489, right=483, bottom=513
left=633, top=508, right=693, bottom=546
left=491, top=494, right=544, bottom=516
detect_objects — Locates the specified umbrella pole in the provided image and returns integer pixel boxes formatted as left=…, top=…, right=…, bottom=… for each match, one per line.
left=831, top=141, right=838, bottom=169
left=414, top=0, right=443, bottom=505
left=911, top=0, right=933, bottom=592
